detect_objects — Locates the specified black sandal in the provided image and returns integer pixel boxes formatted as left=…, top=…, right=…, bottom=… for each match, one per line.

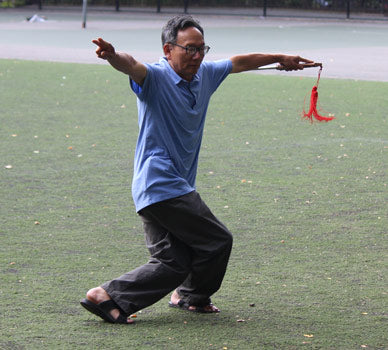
left=80, top=299, right=133, bottom=324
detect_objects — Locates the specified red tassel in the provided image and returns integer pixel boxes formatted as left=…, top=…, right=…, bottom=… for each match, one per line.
left=302, top=67, right=334, bottom=123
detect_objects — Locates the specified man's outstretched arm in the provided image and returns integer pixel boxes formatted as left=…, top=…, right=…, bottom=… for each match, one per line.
left=230, top=53, right=314, bottom=73
left=92, top=38, right=147, bottom=86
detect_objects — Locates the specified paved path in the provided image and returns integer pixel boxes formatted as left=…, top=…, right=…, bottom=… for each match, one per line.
left=1, top=9, right=387, bottom=81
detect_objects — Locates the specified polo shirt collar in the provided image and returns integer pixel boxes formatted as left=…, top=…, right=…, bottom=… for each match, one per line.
left=160, top=57, right=200, bottom=84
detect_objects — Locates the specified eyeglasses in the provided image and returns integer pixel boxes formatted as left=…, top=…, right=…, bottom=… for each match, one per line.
left=171, top=43, right=210, bottom=56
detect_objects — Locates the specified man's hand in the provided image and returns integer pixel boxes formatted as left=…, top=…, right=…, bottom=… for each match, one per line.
left=91, top=37, right=147, bottom=86
left=92, top=38, right=116, bottom=60
left=231, top=53, right=316, bottom=74
left=277, top=55, right=314, bottom=71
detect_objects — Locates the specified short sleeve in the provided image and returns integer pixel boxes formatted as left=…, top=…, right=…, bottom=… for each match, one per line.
left=202, top=59, right=232, bottom=94
left=130, top=63, right=153, bottom=101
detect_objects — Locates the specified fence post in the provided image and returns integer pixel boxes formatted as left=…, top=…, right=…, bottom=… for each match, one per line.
left=384, top=0, right=388, bottom=16
left=82, top=0, right=87, bottom=28
left=263, top=0, right=267, bottom=17
left=115, top=0, right=120, bottom=12
left=157, top=0, right=161, bottom=13
left=346, top=0, right=350, bottom=19
left=184, top=0, right=189, bottom=14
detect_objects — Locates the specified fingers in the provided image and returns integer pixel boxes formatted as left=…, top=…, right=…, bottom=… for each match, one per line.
left=92, top=37, right=109, bottom=48
left=293, top=56, right=312, bottom=70
left=299, top=56, right=314, bottom=64
left=92, top=37, right=116, bottom=60
left=301, top=62, right=323, bottom=69
left=297, top=57, right=324, bottom=70
left=282, top=56, right=320, bottom=71
left=92, top=38, right=111, bottom=52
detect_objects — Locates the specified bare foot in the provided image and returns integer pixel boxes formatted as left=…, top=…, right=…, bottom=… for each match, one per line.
left=170, top=290, right=220, bottom=313
left=170, top=289, right=181, bottom=306
left=86, top=287, right=133, bottom=323
left=199, top=304, right=220, bottom=313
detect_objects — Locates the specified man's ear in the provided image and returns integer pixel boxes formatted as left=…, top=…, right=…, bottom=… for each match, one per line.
left=163, top=43, right=172, bottom=59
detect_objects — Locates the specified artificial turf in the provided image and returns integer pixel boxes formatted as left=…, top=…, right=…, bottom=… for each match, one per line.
left=1, top=59, right=387, bottom=349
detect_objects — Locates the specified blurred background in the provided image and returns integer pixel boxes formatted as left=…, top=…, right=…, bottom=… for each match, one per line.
left=2, top=0, right=388, bottom=21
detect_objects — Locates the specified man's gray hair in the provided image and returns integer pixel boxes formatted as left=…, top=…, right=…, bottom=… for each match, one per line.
left=161, top=15, right=204, bottom=46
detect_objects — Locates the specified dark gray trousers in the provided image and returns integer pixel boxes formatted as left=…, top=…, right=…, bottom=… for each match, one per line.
left=101, top=191, right=233, bottom=316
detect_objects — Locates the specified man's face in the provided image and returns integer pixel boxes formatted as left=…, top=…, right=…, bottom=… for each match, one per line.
left=164, top=26, right=205, bottom=81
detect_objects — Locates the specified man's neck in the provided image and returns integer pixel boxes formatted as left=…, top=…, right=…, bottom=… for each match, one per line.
left=167, top=61, right=194, bottom=82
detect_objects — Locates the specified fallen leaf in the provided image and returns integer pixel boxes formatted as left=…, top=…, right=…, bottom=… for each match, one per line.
left=68, top=146, right=73, bottom=150
left=34, top=221, right=40, bottom=225
left=304, top=334, right=314, bottom=338
left=237, top=319, right=245, bottom=322
left=5, top=165, right=13, bottom=169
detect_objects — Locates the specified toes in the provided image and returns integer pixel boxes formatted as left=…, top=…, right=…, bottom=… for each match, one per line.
left=203, top=304, right=220, bottom=313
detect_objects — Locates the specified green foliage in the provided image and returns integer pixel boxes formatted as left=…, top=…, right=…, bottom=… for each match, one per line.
left=0, top=0, right=26, bottom=8
left=0, top=59, right=387, bottom=349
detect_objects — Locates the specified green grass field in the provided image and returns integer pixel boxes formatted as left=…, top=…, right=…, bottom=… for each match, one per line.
left=1, top=59, right=387, bottom=349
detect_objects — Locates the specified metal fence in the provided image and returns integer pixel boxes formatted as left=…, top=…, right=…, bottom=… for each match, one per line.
left=28, top=0, right=388, bottom=20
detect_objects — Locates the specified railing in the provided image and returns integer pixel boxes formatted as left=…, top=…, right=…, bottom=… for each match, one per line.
left=30, top=0, right=388, bottom=20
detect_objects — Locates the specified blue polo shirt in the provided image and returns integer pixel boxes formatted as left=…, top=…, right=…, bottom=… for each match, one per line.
left=130, top=57, right=232, bottom=212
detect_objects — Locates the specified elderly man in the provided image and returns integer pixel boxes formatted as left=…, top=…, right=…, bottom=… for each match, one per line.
left=81, top=15, right=314, bottom=324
